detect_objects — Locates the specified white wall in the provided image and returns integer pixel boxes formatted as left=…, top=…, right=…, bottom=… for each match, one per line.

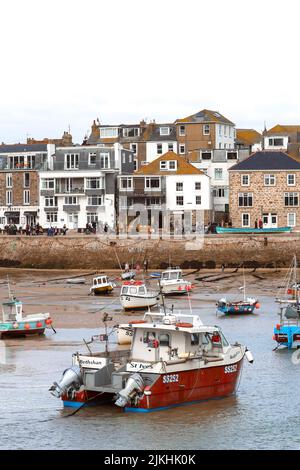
left=146, top=141, right=178, bottom=163
left=166, top=174, right=211, bottom=211
left=264, top=135, right=288, bottom=150
left=215, top=124, right=235, bottom=149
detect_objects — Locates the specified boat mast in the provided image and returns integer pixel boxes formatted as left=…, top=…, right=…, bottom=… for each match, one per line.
left=242, top=265, right=246, bottom=302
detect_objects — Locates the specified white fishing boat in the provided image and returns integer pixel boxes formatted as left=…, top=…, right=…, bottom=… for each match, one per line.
left=159, top=267, right=192, bottom=295
left=120, top=281, right=160, bottom=310
left=90, top=275, right=115, bottom=295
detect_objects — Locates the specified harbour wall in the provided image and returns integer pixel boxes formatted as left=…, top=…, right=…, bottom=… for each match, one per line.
left=0, top=234, right=299, bottom=269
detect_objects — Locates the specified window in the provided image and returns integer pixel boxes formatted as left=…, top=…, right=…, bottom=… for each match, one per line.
left=191, top=334, right=199, bottom=346
left=130, top=144, right=137, bottom=155
left=176, top=182, right=183, bottom=191
left=203, top=124, right=210, bottom=135
left=45, top=196, right=57, bottom=207
left=201, top=152, right=212, bottom=160
left=264, top=174, right=276, bottom=186
left=214, top=168, right=223, bottom=180
left=176, top=196, right=184, bottom=206
left=100, top=127, right=118, bottom=138
left=46, top=212, right=58, bottom=223
left=145, top=177, right=160, bottom=190
left=123, top=128, right=139, bottom=137
left=160, top=127, right=170, bottom=136
left=146, top=197, right=161, bottom=206
left=196, top=195, right=201, bottom=205
left=157, top=144, right=163, bottom=155
left=6, top=173, right=12, bottom=188
left=160, top=160, right=167, bottom=170
left=87, top=195, right=103, bottom=206
left=122, top=153, right=126, bottom=164
left=241, top=175, right=250, bottom=186
left=87, top=213, right=98, bottom=223
left=168, top=143, right=174, bottom=152
left=24, top=173, right=30, bottom=188
left=89, top=153, right=97, bottom=165
left=242, top=213, right=250, bottom=227
left=285, top=192, right=299, bottom=207
left=65, top=153, right=79, bottom=169
left=227, top=151, right=238, bottom=160
left=287, top=213, right=296, bottom=227
left=195, top=182, right=201, bottom=190
left=169, top=160, right=176, bottom=170
left=268, top=138, right=284, bottom=147
left=179, top=125, right=185, bottom=136
left=219, top=125, right=222, bottom=135
left=85, top=177, right=104, bottom=189
left=23, top=190, right=30, bottom=205
left=6, top=190, right=12, bottom=205
left=213, top=188, right=227, bottom=198
left=134, top=160, right=137, bottom=171
left=120, top=177, right=133, bottom=190
left=287, top=174, right=296, bottom=186
left=100, top=153, right=110, bottom=169
left=238, top=193, right=253, bottom=207
left=160, top=160, right=177, bottom=171
left=41, top=178, right=54, bottom=189
left=179, top=144, right=185, bottom=154
left=159, top=333, right=170, bottom=347
left=64, top=196, right=78, bottom=205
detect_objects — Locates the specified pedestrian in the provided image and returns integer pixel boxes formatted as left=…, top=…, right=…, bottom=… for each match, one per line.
left=255, top=219, right=258, bottom=229
left=92, top=221, right=97, bottom=234
left=62, top=224, right=68, bottom=236
left=258, top=218, right=263, bottom=229
left=104, top=222, right=108, bottom=233
left=124, top=262, right=129, bottom=273
left=143, top=258, right=148, bottom=273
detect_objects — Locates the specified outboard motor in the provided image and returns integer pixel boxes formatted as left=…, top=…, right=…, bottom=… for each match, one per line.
left=49, top=366, right=82, bottom=398
left=245, top=348, right=254, bottom=364
left=115, top=373, right=144, bottom=408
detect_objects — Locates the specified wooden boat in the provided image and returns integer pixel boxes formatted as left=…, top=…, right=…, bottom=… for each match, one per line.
left=50, top=311, right=254, bottom=412
left=216, top=269, right=260, bottom=315
left=159, top=267, right=192, bottom=295
left=0, top=296, right=53, bottom=338
left=274, top=255, right=300, bottom=349
left=216, top=226, right=292, bottom=234
left=90, top=276, right=115, bottom=295
left=120, top=281, right=160, bottom=310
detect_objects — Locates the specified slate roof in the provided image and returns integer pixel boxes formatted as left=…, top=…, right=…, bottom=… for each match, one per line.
left=0, top=143, right=48, bottom=153
left=136, top=152, right=205, bottom=176
left=229, top=151, right=300, bottom=171
left=176, top=109, right=234, bottom=125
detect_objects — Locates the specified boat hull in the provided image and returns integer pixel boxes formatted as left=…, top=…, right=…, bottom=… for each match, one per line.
left=90, top=286, right=114, bottom=295
left=160, top=281, right=192, bottom=295
left=62, top=358, right=244, bottom=412
left=0, top=318, right=48, bottom=338
left=120, top=294, right=159, bottom=310
left=216, top=226, right=291, bottom=234
left=273, top=324, right=300, bottom=349
left=217, top=304, right=256, bottom=315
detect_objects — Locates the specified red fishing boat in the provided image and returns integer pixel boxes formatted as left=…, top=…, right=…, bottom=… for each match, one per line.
left=50, top=311, right=253, bottom=412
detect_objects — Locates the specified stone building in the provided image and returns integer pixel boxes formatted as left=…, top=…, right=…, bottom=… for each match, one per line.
left=0, top=143, right=55, bottom=229
left=228, top=150, right=300, bottom=229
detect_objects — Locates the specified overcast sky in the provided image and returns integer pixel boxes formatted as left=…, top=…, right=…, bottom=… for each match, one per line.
left=0, top=0, right=299, bottom=144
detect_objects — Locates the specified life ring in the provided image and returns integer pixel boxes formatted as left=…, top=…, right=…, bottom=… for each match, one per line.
left=175, top=322, right=193, bottom=328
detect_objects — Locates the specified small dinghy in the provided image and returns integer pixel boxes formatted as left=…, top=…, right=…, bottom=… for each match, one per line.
left=90, top=275, right=115, bottom=295
left=159, top=267, right=192, bottom=295
left=216, top=268, right=259, bottom=315
left=120, top=281, right=160, bottom=310
left=121, top=271, right=136, bottom=281
left=66, top=278, right=86, bottom=285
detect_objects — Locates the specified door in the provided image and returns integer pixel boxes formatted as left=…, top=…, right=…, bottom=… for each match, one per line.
left=263, top=213, right=277, bottom=228
left=68, top=213, right=78, bottom=229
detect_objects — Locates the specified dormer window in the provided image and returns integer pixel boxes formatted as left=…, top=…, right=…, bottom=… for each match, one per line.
left=160, top=127, right=170, bottom=136
left=160, top=161, right=167, bottom=170
left=159, top=160, right=177, bottom=171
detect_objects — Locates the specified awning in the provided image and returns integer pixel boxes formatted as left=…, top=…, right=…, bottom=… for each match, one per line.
left=4, top=211, right=20, bottom=216
left=23, top=211, right=37, bottom=215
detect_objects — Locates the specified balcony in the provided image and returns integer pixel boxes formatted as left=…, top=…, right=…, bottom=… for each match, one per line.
left=55, top=187, right=85, bottom=195
left=86, top=205, right=105, bottom=212
left=63, top=205, right=80, bottom=212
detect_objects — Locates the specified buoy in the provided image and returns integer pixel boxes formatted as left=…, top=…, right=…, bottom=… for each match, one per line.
left=25, top=323, right=31, bottom=330
left=13, top=323, right=19, bottom=329
left=129, top=320, right=147, bottom=325
left=36, top=322, right=43, bottom=328
left=276, top=324, right=281, bottom=331
left=45, top=318, right=52, bottom=325
left=245, top=349, right=254, bottom=363
left=255, top=303, right=260, bottom=309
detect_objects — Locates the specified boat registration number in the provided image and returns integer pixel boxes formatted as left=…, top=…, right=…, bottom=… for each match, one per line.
left=225, top=365, right=237, bottom=374
left=163, top=374, right=179, bottom=384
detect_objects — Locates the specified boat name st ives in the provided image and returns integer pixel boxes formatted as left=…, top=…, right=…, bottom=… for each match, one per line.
left=129, top=361, right=153, bottom=370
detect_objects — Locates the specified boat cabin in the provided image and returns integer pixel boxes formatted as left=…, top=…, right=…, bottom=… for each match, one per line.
left=129, top=314, right=229, bottom=363
left=161, top=268, right=183, bottom=282
left=93, top=276, right=109, bottom=287
left=2, top=298, right=24, bottom=322
left=121, top=281, right=147, bottom=297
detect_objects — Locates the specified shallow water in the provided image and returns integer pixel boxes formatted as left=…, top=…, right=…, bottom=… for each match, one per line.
left=0, top=272, right=299, bottom=450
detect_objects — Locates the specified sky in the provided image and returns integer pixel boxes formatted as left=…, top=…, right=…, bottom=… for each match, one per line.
left=0, top=0, right=299, bottom=144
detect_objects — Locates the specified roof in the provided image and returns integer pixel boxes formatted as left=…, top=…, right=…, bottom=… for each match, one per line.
left=236, top=129, right=262, bottom=145
left=229, top=150, right=300, bottom=171
left=141, top=123, right=177, bottom=142
left=0, top=143, right=48, bottom=153
left=176, top=109, right=234, bottom=125
left=264, top=124, right=300, bottom=136
left=136, top=152, right=205, bottom=175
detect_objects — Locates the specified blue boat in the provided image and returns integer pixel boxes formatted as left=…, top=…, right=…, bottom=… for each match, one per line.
left=216, top=226, right=292, bottom=234
left=273, top=256, right=300, bottom=349
left=217, top=269, right=260, bottom=315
